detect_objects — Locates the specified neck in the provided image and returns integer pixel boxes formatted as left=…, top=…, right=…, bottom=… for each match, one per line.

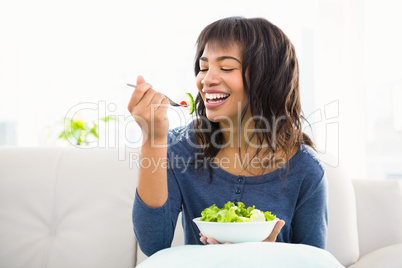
left=218, top=109, right=255, bottom=152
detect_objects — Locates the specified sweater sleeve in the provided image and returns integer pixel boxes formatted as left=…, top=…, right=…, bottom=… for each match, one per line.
left=291, top=171, right=328, bottom=249
left=132, top=136, right=183, bottom=256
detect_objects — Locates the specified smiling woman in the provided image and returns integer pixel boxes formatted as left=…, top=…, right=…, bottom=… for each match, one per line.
left=196, top=44, right=245, bottom=122
left=193, top=17, right=312, bottom=177
left=129, top=16, right=327, bottom=257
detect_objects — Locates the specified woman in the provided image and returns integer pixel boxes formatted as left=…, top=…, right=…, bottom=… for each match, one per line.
left=128, top=16, right=327, bottom=256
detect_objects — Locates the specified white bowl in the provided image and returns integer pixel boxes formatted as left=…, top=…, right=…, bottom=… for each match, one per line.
left=193, top=217, right=280, bottom=243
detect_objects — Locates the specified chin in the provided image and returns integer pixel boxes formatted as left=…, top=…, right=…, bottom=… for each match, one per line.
left=206, top=111, right=234, bottom=125
left=205, top=111, right=219, bottom=123
left=205, top=113, right=219, bottom=123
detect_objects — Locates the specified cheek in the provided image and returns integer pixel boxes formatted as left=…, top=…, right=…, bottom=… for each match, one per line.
left=229, top=75, right=245, bottom=97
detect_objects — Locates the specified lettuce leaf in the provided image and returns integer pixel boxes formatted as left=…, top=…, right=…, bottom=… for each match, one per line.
left=200, top=201, right=276, bottom=222
left=264, top=211, right=276, bottom=221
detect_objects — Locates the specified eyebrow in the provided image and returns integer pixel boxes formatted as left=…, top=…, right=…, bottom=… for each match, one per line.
left=199, top=56, right=241, bottom=64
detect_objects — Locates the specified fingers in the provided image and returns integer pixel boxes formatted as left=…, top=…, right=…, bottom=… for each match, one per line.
left=152, top=93, right=170, bottom=113
left=199, top=233, right=232, bottom=245
left=127, top=76, right=168, bottom=115
left=199, top=233, right=219, bottom=245
left=127, top=75, right=170, bottom=140
left=136, top=75, right=145, bottom=85
left=200, top=234, right=207, bottom=245
left=206, top=237, right=220, bottom=245
left=127, top=80, right=153, bottom=111
left=264, top=220, right=285, bottom=242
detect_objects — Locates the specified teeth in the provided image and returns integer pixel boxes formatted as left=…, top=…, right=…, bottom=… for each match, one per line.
left=208, top=99, right=224, bottom=104
left=205, top=93, right=230, bottom=99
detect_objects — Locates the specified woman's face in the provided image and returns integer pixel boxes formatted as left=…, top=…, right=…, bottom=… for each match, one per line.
left=196, top=42, right=248, bottom=124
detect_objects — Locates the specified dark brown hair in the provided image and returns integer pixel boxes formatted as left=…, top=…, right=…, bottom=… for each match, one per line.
left=193, top=16, right=314, bottom=175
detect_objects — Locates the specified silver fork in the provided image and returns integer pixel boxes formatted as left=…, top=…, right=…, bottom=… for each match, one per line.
left=127, top=83, right=186, bottom=107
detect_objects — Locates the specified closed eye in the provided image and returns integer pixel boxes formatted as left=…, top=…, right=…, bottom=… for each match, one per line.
left=199, top=68, right=235, bottom=72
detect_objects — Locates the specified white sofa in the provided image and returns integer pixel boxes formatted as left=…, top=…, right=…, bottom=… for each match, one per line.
left=0, top=147, right=401, bottom=267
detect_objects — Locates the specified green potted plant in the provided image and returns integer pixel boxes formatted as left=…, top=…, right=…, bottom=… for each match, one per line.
left=58, top=114, right=115, bottom=146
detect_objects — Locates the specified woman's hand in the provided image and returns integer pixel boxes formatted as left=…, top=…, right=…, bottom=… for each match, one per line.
left=262, top=220, right=285, bottom=242
left=199, top=220, right=285, bottom=245
left=127, top=75, right=170, bottom=143
left=129, top=76, right=170, bottom=208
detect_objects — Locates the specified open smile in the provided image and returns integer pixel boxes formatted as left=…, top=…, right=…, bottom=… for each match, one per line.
left=206, top=93, right=230, bottom=103
left=205, top=93, right=230, bottom=108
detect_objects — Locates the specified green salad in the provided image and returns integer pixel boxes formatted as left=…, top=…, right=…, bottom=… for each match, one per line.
left=200, top=201, right=276, bottom=223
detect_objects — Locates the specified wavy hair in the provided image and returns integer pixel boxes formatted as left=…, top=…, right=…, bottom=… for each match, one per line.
left=193, top=16, right=314, bottom=176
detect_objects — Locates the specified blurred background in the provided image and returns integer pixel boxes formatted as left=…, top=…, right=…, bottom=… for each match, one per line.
left=0, top=0, right=401, bottom=180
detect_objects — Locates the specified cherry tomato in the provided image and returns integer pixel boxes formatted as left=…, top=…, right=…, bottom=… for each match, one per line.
left=180, top=101, right=187, bottom=106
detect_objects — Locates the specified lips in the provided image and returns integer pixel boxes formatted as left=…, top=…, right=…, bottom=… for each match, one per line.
left=202, top=89, right=231, bottom=109
left=204, top=93, right=230, bottom=109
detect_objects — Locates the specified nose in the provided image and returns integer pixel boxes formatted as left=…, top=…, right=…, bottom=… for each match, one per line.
left=201, top=68, right=220, bottom=87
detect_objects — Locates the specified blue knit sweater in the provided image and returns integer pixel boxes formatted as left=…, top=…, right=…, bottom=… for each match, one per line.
left=132, top=123, right=328, bottom=256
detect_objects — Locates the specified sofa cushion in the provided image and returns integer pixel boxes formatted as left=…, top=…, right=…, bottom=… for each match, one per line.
left=137, top=242, right=343, bottom=268
left=0, top=147, right=139, bottom=268
left=353, top=179, right=402, bottom=256
left=325, top=164, right=360, bottom=266
left=348, top=243, right=402, bottom=268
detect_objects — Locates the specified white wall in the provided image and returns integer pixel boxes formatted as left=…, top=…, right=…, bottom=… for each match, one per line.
left=363, top=0, right=402, bottom=179
left=313, top=0, right=366, bottom=179
left=1, top=0, right=401, bottom=179
left=0, top=0, right=317, bottom=148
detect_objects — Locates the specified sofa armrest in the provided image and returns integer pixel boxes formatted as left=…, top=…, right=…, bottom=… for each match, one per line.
left=348, top=243, right=402, bottom=268
left=352, top=179, right=402, bottom=256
